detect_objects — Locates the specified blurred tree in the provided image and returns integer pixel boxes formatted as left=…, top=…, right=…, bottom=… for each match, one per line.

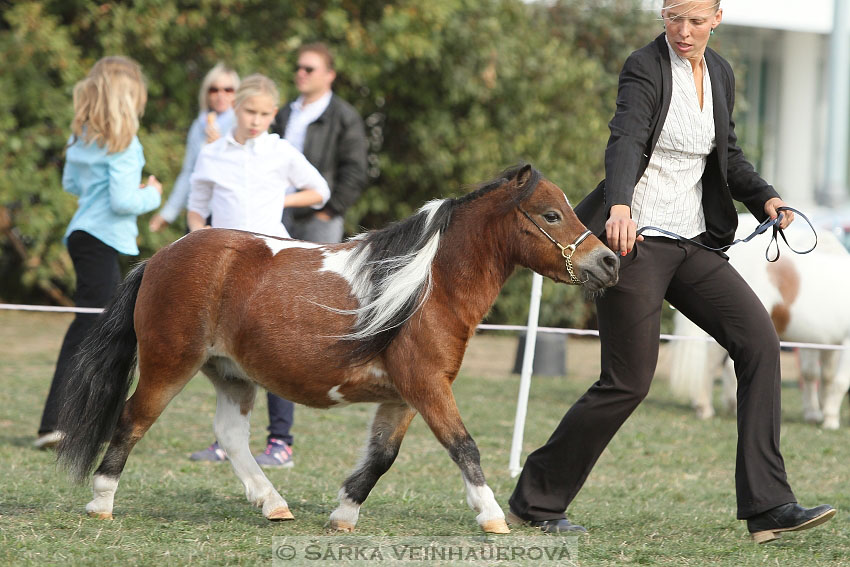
left=0, top=0, right=655, bottom=327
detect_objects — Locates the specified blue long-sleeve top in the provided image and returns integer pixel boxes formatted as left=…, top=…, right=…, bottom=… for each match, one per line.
left=157, top=108, right=236, bottom=223
left=63, top=135, right=161, bottom=255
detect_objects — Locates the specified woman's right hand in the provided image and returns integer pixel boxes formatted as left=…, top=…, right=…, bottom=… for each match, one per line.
left=605, top=204, right=642, bottom=256
left=205, top=112, right=220, bottom=143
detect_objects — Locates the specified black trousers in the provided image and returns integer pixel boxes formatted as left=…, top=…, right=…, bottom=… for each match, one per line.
left=509, top=236, right=797, bottom=521
left=39, top=231, right=121, bottom=434
left=266, top=392, right=294, bottom=446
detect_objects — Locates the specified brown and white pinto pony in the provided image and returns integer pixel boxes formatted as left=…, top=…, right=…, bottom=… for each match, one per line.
left=669, top=221, right=850, bottom=429
left=55, top=165, right=618, bottom=533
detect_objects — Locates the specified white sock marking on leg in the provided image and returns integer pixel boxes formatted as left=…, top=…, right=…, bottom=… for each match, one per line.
left=86, top=475, right=119, bottom=516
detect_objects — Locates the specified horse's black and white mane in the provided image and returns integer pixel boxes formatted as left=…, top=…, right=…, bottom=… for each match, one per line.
left=338, top=165, right=542, bottom=362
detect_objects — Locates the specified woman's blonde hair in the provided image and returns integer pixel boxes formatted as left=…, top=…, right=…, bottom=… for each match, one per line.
left=663, top=0, right=721, bottom=10
left=70, top=56, right=147, bottom=154
left=234, top=74, right=280, bottom=109
left=198, top=63, right=241, bottom=113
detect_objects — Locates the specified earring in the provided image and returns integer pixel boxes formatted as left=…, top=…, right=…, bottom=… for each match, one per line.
left=710, top=28, right=715, bottom=35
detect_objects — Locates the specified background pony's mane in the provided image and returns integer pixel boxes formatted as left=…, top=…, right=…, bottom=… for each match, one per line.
left=339, top=164, right=542, bottom=363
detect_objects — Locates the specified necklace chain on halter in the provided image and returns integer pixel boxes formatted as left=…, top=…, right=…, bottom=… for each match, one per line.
left=635, top=206, right=817, bottom=262
left=519, top=208, right=592, bottom=284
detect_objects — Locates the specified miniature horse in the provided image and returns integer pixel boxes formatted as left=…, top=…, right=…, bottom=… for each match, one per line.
left=669, top=223, right=850, bottom=429
left=56, top=165, right=618, bottom=533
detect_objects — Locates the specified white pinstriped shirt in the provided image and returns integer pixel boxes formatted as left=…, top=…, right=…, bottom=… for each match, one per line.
left=631, top=38, right=715, bottom=238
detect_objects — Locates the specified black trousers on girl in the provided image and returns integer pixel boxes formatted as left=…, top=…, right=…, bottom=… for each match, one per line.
left=39, top=230, right=121, bottom=434
left=509, top=236, right=797, bottom=521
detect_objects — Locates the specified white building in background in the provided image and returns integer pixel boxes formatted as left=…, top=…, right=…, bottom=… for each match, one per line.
left=719, top=0, right=839, bottom=208
left=646, top=0, right=849, bottom=212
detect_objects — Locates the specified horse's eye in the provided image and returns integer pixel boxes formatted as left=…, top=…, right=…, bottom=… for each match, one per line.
left=543, top=212, right=560, bottom=223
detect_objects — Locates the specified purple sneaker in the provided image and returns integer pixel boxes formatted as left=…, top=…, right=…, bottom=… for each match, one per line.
left=254, top=438, right=293, bottom=468
left=190, top=441, right=227, bottom=462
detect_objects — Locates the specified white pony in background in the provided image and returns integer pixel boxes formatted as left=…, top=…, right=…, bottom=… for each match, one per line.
left=668, top=218, right=850, bottom=429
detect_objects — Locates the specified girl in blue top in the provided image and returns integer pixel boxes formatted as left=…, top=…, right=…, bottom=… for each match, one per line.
left=36, top=56, right=163, bottom=448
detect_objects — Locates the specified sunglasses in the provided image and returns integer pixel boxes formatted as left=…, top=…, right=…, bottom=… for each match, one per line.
left=294, top=65, right=316, bottom=74
left=208, top=86, right=235, bottom=94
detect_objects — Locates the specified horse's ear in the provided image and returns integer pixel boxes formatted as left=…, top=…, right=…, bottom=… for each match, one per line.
left=515, top=164, right=533, bottom=188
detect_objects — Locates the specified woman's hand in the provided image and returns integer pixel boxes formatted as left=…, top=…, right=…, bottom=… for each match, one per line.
left=142, top=175, right=163, bottom=195
left=186, top=211, right=210, bottom=232
left=205, top=112, right=220, bottom=143
left=284, top=188, right=325, bottom=209
left=149, top=213, right=168, bottom=232
left=764, top=197, right=794, bottom=229
left=605, top=204, right=643, bottom=255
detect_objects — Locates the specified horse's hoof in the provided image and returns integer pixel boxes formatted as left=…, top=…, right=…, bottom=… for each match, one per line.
left=481, top=519, right=510, bottom=534
left=804, top=411, right=824, bottom=424
left=695, top=407, right=715, bottom=420
left=87, top=511, right=113, bottom=520
left=267, top=507, right=295, bottom=521
left=330, top=519, right=356, bottom=532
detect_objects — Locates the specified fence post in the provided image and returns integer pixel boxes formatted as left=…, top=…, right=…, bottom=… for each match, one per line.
left=509, top=271, right=543, bottom=478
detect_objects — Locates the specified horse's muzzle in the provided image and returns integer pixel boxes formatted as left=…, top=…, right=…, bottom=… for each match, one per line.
left=581, top=248, right=619, bottom=291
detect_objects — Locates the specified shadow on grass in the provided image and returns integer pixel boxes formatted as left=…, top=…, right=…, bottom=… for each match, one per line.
left=0, top=434, right=42, bottom=448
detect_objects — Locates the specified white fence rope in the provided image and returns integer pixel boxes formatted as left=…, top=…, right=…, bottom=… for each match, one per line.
left=0, top=303, right=104, bottom=314
left=2, top=288, right=848, bottom=479
left=3, top=302, right=846, bottom=351
left=477, top=324, right=850, bottom=351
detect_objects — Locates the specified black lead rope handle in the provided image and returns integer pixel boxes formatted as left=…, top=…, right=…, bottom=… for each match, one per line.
left=635, top=206, right=817, bottom=262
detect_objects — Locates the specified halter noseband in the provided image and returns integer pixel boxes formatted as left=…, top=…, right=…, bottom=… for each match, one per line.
left=520, top=208, right=592, bottom=285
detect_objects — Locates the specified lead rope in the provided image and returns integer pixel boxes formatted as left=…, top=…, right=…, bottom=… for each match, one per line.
left=635, top=206, right=817, bottom=262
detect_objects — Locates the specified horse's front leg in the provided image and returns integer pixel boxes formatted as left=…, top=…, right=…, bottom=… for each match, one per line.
left=330, top=402, right=417, bottom=531
left=410, top=388, right=509, bottom=534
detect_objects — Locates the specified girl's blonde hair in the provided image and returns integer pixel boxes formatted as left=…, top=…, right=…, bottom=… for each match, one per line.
left=71, top=56, right=147, bottom=154
left=198, top=63, right=241, bottom=113
left=234, top=74, right=280, bottom=109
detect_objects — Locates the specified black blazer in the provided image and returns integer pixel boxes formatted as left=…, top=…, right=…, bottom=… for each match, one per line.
left=575, top=33, right=780, bottom=247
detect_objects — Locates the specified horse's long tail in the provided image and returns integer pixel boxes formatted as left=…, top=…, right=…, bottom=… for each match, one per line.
left=56, top=261, right=147, bottom=483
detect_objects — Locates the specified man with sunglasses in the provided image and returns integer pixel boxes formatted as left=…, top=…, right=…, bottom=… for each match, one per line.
left=255, top=42, right=368, bottom=468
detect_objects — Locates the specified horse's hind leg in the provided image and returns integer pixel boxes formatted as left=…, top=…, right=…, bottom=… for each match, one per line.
left=329, top=402, right=417, bottom=531
left=206, top=367, right=292, bottom=520
left=86, top=361, right=195, bottom=519
left=819, top=346, right=849, bottom=430
left=720, top=354, right=737, bottom=415
left=799, top=348, right=824, bottom=424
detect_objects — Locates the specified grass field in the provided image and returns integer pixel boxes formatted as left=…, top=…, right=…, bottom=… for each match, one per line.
left=1, top=310, right=848, bottom=566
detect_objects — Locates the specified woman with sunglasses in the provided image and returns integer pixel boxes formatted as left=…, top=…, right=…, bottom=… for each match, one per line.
left=149, top=63, right=240, bottom=232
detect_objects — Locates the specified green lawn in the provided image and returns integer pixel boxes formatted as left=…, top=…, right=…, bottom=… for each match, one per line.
left=1, top=311, right=847, bottom=565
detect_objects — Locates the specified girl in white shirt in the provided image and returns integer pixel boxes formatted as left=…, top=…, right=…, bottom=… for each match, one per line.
left=187, top=74, right=330, bottom=236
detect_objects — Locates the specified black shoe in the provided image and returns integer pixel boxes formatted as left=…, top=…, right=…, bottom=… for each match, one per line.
left=506, top=510, right=587, bottom=534
left=746, top=503, right=836, bottom=543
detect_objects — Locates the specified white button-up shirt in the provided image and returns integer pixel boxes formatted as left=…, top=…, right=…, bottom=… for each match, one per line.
left=284, top=91, right=333, bottom=153
left=631, top=38, right=715, bottom=238
left=189, top=131, right=330, bottom=238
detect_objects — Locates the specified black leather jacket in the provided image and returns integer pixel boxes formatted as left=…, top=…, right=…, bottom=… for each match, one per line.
left=272, top=93, right=368, bottom=218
